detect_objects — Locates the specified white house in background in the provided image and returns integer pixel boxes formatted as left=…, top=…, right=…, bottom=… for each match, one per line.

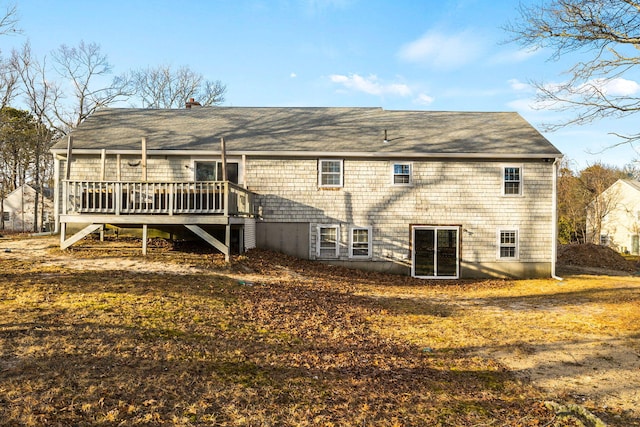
left=588, top=179, right=640, bottom=254
left=50, top=107, right=563, bottom=279
left=1, top=184, right=54, bottom=233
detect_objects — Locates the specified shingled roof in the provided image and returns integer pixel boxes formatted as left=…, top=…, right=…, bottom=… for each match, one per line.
left=50, top=107, right=562, bottom=158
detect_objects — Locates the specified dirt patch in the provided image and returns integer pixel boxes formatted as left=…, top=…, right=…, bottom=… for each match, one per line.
left=558, top=243, right=638, bottom=272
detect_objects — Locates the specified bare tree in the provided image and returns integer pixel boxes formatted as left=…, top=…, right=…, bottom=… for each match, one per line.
left=581, top=163, right=625, bottom=243
left=51, top=41, right=130, bottom=132
left=0, top=4, right=21, bottom=108
left=11, top=42, right=60, bottom=231
left=506, top=0, right=640, bottom=143
left=126, top=64, right=226, bottom=108
left=0, top=3, right=19, bottom=36
left=0, top=55, right=18, bottom=108
left=557, top=161, right=591, bottom=243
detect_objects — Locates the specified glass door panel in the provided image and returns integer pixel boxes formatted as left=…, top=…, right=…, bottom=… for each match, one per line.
left=414, top=228, right=435, bottom=277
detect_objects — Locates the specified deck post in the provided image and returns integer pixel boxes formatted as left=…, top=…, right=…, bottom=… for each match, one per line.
left=142, top=224, right=148, bottom=255
left=225, top=224, right=231, bottom=262
left=64, top=135, right=73, bottom=180
left=220, top=137, right=227, bottom=182
left=60, top=222, right=66, bottom=247
left=223, top=182, right=229, bottom=217
left=100, top=149, right=106, bottom=181
left=141, top=137, right=147, bottom=181
left=114, top=182, right=121, bottom=215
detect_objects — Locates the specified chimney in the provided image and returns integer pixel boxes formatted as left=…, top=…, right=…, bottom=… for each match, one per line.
left=185, top=98, right=201, bottom=109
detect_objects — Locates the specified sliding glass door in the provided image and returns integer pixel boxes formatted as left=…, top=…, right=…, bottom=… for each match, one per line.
left=412, top=226, right=459, bottom=278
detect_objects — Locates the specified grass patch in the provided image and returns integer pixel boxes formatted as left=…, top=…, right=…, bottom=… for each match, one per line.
left=2, top=242, right=638, bottom=425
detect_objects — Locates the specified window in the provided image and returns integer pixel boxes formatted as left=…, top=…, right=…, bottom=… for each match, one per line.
left=503, top=166, right=522, bottom=195
left=498, top=230, right=518, bottom=259
left=600, top=234, right=610, bottom=246
left=317, top=225, right=340, bottom=258
left=1, top=211, right=9, bottom=222
left=350, top=227, right=372, bottom=258
left=194, top=161, right=239, bottom=184
left=319, top=159, right=343, bottom=188
left=392, top=163, right=412, bottom=185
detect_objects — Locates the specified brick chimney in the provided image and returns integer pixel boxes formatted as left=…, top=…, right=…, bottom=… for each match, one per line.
left=185, top=98, right=201, bottom=109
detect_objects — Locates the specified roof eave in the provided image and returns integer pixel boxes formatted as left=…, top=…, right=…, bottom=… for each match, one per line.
left=51, top=148, right=562, bottom=160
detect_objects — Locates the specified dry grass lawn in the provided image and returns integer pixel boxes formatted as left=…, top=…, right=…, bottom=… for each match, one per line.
left=1, top=235, right=638, bottom=426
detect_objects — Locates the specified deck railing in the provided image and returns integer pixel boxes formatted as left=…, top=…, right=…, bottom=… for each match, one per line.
left=62, top=180, right=254, bottom=216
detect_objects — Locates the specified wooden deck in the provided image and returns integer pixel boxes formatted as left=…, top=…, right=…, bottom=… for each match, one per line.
left=59, top=180, right=256, bottom=259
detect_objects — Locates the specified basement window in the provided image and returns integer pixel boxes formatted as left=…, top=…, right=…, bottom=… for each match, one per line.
left=498, top=229, right=518, bottom=259
left=317, top=225, right=340, bottom=258
left=349, top=227, right=372, bottom=258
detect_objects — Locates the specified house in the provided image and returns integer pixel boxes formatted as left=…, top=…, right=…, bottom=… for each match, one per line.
left=50, top=107, right=563, bottom=279
left=1, top=183, right=54, bottom=233
left=587, top=179, right=640, bottom=254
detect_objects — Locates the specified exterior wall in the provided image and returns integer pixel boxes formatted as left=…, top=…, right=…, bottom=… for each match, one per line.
left=246, top=157, right=556, bottom=278
left=256, top=222, right=310, bottom=259
left=596, top=181, right=640, bottom=254
left=54, top=153, right=556, bottom=278
left=2, top=185, right=54, bottom=232
left=61, top=154, right=193, bottom=182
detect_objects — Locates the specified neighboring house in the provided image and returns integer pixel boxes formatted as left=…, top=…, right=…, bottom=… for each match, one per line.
left=50, top=107, right=563, bottom=279
left=587, top=179, right=640, bottom=254
left=1, top=183, right=54, bottom=233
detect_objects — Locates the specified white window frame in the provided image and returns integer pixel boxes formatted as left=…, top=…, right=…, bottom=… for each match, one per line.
left=316, top=224, right=340, bottom=258
left=391, top=162, right=412, bottom=185
left=502, top=165, right=523, bottom=196
left=600, top=234, right=610, bottom=246
left=349, top=226, right=372, bottom=259
left=318, top=159, right=343, bottom=188
left=497, top=229, right=519, bottom=260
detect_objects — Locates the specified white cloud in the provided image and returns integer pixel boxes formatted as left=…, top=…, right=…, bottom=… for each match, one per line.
left=489, top=47, right=539, bottom=65
left=290, top=72, right=297, bottom=78
left=582, top=78, right=640, bottom=96
left=329, top=73, right=412, bottom=97
left=508, top=78, right=532, bottom=92
left=397, top=29, right=486, bottom=69
left=414, top=93, right=435, bottom=106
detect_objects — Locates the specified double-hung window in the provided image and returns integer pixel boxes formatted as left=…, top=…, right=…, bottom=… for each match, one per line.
left=503, top=166, right=522, bottom=195
left=317, top=225, right=340, bottom=258
left=350, top=227, right=372, bottom=258
left=1, top=211, right=9, bottom=222
left=319, top=159, right=343, bottom=188
left=498, top=229, right=518, bottom=259
left=392, top=163, right=412, bottom=185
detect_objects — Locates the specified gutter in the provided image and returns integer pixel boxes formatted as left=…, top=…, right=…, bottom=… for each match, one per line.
left=551, top=156, right=563, bottom=281
left=50, top=148, right=563, bottom=160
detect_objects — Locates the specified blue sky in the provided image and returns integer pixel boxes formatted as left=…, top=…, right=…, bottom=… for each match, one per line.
left=3, top=0, right=639, bottom=170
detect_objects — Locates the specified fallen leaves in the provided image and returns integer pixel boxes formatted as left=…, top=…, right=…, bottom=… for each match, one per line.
left=3, top=239, right=635, bottom=425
